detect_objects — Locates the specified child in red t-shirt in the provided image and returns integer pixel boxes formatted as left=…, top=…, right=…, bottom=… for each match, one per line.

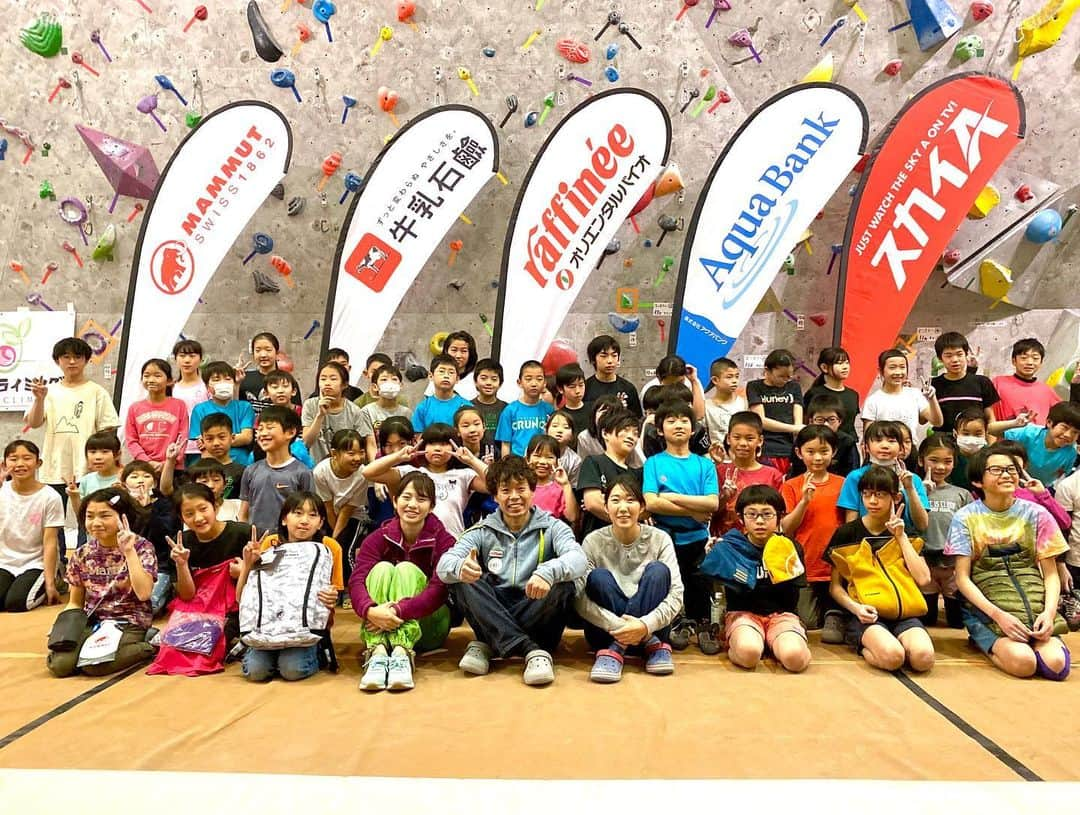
left=781, top=425, right=845, bottom=630
left=710, top=411, right=782, bottom=536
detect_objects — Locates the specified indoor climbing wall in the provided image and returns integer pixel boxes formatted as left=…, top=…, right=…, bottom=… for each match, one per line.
left=2, top=0, right=1080, bottom=437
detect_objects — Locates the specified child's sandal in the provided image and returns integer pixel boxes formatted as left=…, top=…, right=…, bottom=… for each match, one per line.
left=697, top=622, right=722, bottom=656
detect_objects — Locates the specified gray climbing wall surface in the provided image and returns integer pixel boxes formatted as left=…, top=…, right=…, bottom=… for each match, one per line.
left=2, top=0, right=1079, bottom=439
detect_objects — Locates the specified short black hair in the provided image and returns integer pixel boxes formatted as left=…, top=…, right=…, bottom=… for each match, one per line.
left=525, top=434, right=560, bottom=459
left=656, top=355, right=687, bottom=380
left=276, top=490, right=326, bottom=540
left=259, top=405, right=302, bottom=435
left=365, top=352, right=393, bottom=370
left=968, top=442, right=1022, bottom=495
left=858, top=465, right=900, bottom=495
left=587, top=335, right=620, bottom=366
left=487, top=455, right=537, bottom=491
left=374, top=364, right=402, bottom=382
left=876, top=349, right=908, bottom=373
left=863, top=420, right=905, bottom=444
left=656, top=383, right=692, bottom=406
left=953, top=407, right=986, bottom=433
left=85, top=429, right=121, bottom=455
left=1011, top=338, right=1045, bottom=360
left=641, top=385, right=664, bottom=413
left=378, top=415, right=414, bottom=446
left=264, top=369, right=299, bottom=391
left=188, top=457, right=226, bottom=481
left=316, top=361, right=350, bottom=386
left=453, top=404, right=484, bottom=428
left=709, top=357, right=739, bottom=378
left=605, top=472, right=644, bottom=504
left=736, top=484, right=785, bottom=516
left=429, top=353, right=458, bottom=374
left=555, top=362, right=586, bottom=389
left=991, top=439, right=1027, bottom=466
left=52, top=337, right=92, bottom=362
left=251, top=331, right=280, bottom=352
left=473, top=358, right=504, bottom=382
left=518, top=359, right=544, bottom=379
left=121, top=460, right=158, bottom=486
left=200, top=412, right=233, bottom=435
left=654, top=400, right=695, bottom=431
left=588, top=394, right=624, bottom=437
left=173, top=482, right=217, bottom=511
left=325, top=347, right=350, bottom=363
left=78, top=487, right=144, bottom=532
left=794, top=424, right=838, bottom=451
left=420, top=422, right=459, bottom=446
left=727, top=410, right=763, bottom=435
left=1048, top=401, right=1080, bottom=430
left=806, top=393, right=846, bottom=421
left=919, top=434, right=958, bottom=459
left=935, top=331, right=970, bottom=358
left=599, top=408, right=639, bottom=438
left=201, top=361, right=235, bottom=386
left=764, top=349, right=795, bottom=370
left=172, top=339, right=203, bottom=357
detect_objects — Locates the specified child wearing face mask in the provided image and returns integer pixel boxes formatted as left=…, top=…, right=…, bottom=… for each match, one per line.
left=918, top=435, right=972, bottom=628
left=949, top=408, right=989, bottom=489
left=189, top=362, right=256, bottom=467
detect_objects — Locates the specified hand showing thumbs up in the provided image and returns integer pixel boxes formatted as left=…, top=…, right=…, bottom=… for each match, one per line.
left=460, top=547, right=483, bottom=583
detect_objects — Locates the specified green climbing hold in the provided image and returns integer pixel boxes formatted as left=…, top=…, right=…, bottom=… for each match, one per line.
left=185, top=112, right=203, bottom=128
left=92, top=224, right=116, bottom=262
left=38, top=180, right=55, bottom=200
left=20, top=14, right=63, bottom=58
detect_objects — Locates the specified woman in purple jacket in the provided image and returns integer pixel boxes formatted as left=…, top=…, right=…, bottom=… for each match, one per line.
left=350, top=471, right=454, bottom=692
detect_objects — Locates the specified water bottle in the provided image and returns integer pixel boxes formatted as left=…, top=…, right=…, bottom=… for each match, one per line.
left=709, top=587, right=726, bottom=626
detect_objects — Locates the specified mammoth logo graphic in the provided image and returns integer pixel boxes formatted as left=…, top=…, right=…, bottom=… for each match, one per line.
left=150, top=240, right=195, bottom=295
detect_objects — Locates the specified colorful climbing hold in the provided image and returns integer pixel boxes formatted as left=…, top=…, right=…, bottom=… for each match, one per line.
left=19, top=14, right=63, bottom=58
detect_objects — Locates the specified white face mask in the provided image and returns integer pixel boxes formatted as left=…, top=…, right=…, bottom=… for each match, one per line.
left=956, top=435, right=987, bottom=455
left=211, top=381, right=234, bottom=400
left=378, top=381, right=401, bottom=399
left=869, top=455, right=898, bottom=468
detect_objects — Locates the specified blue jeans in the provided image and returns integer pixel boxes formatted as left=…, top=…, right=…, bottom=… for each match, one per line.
left=584, top=561, right=672, bottom=651
left=151, top=573, right=172, bottom=617
left=242, top=645, right=320, bottom=681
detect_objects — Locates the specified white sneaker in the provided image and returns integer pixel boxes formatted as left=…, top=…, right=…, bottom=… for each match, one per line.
left=387, top=646, right=415, bottom=691
left=459, top=640, right=492, bottom=675
left=359, top=645, right=389, bottom=691
left=523, top=649, right=555, bottom=686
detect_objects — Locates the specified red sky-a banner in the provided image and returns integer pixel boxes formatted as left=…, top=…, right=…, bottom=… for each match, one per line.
left=834, top=73, right=1025, bottom=397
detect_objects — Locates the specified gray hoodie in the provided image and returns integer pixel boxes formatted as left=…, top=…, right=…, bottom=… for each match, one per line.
left=437, top=507, right=586, bottom=590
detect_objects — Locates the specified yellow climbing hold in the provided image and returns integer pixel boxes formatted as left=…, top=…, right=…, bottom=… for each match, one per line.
left=968, top=186, right=1001, bottom=219
left=1017, top=0, right=1080, bottom=57
left=754, top=287, right=783, bottom=314
left=1047, top=366, right=1066, bottom=387
left=979, top=259, right=1013, bottom=304
left=800, top=53, right=834, bottom=83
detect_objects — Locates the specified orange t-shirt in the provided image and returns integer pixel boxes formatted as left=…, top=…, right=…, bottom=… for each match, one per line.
left=260, top=534, right=345, bottom=590
left=781, top=473, right=845, bottom=582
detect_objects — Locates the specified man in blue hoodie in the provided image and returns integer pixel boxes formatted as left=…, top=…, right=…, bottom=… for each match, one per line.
left=438, top=455, right=586, bottom=686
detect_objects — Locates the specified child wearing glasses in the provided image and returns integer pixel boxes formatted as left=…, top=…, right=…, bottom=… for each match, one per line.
left=947, top=444, right=1071, bottom=679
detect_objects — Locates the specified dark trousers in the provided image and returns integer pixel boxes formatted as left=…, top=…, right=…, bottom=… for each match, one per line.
left=47, top=623, right=153, bottom=678
left=674, top=538, right=709, bottom=621
left=451, top=579, right=575, bottom=658
left=583, top=562, right=671, bottom=651
left=0, top=568, right=45, bottom=612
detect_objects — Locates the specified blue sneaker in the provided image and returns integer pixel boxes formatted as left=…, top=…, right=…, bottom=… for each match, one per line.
left=645, top=640, right=674, bottom=675
left=589, top=649, right=624, bottom=683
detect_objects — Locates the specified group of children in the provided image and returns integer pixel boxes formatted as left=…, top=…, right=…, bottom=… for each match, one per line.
left=3, top=328, right=1079, bottom=688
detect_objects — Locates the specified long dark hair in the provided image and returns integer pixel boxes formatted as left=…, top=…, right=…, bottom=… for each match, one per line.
left=442, top=330, right=478, bottom=377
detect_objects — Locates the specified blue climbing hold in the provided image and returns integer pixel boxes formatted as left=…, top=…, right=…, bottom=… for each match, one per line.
left=907, top=0, right=962, bottom=51
left=608, top=312, right=640, bottom=334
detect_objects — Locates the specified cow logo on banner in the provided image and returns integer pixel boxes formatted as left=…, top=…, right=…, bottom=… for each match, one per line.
left=322, top=105, right=498, bottom=367
left=493, top=89, right=670, bottom=391
left=150, top=240, right=195, bottom=295
left=668, top=84, right=868, bottom=377
left=114, top=101, right=293, bottom=429
left=835, top=73, right=1025, bottom=397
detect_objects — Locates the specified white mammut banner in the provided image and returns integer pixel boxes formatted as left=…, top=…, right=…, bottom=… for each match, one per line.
left=114, top=101, right=292, bottom=423
left=493, top=89, right=670, bottom=389
left=322, top=106, right=498, bottom=365
left=669, top=84, right=868, bottom=376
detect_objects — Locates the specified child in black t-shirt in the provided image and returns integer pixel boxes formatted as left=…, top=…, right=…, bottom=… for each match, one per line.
left=747, top=349, right=804, bottom=476
left=578, top=410, right=643, bottom=537
left=583, top=335, right=642, bottom=417
left=788, top=393, right=860, bottom=477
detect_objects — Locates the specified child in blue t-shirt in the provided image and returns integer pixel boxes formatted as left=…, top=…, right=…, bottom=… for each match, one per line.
left=643, top=400, right=719, bottom=635
left=838, top=420, right=929, bottom=534
left=413, top=354, right=471, bottom=433
left=189, top=362, right=256, bottom=466
left=1003, top=402, right=1080, bottom=486
left=496, top=360, right=554, bottom=457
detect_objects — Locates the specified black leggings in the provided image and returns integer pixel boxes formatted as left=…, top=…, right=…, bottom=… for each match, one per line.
left=0, top=568, right=46, bottom=613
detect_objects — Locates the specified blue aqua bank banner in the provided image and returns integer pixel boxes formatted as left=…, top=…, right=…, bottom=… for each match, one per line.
left=668, top=84, right=867, bottom=373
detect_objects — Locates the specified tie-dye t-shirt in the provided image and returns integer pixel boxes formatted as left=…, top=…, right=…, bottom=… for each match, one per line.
left=944, top=499, right=1068, bottom=563
left=67, top=536, right=158, bottom=629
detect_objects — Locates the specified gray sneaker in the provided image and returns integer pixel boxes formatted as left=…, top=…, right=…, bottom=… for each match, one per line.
left=459, top=640, right=492, bottom=675
left=359, top=645, right=389, bottom=691
left=821, top=610, right=846, bottom=645
left=523, top=649, right=555, bottom=686
left=387, top=647, right=415, bottom=691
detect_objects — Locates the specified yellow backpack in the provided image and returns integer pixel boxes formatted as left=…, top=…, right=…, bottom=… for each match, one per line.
left=828, top=535, right=927, bottom=620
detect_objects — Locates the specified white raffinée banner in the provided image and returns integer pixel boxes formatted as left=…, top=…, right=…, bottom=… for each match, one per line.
left=114, top=101, right=292, bottom=424
left=493, top=89, right=670, bottom=391
left=669, top=84, right=868, bottom=376
left=323, top=106, right=498, bottom=365
left=0, top=309, right=76, bottom=412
